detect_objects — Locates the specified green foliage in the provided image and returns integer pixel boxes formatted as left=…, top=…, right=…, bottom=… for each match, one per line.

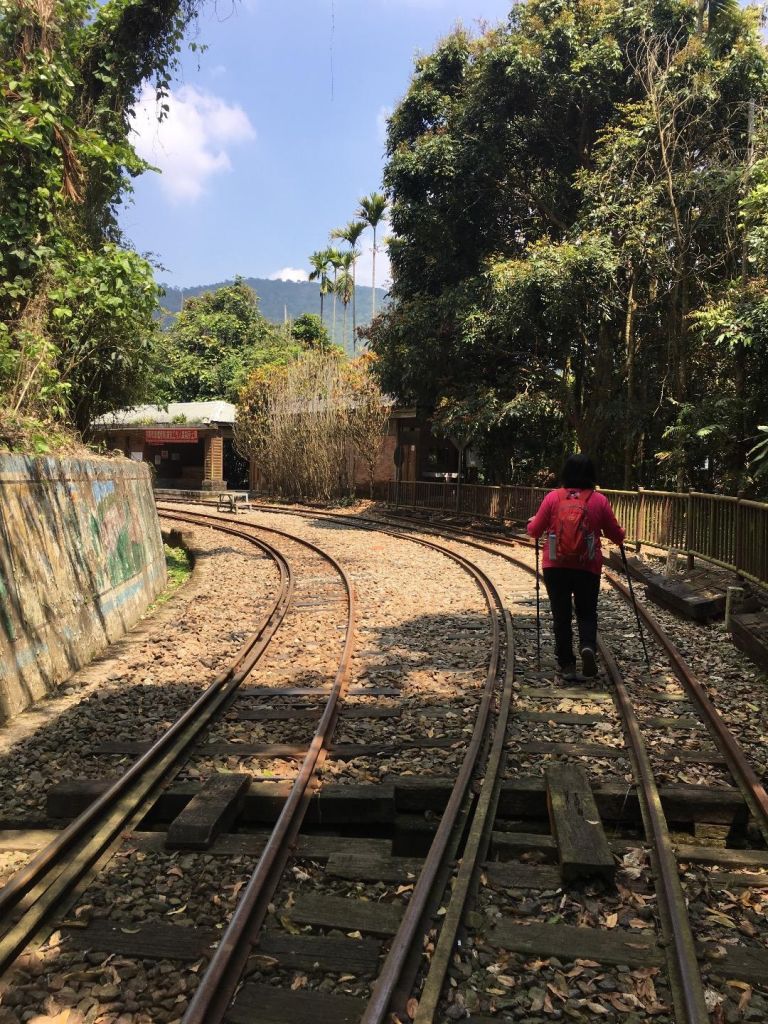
left=0, top=0, right=201, bottom=440
left=371, top=0, right=768, bottom=493
left=160, top=279, right=302, bottom=403
left=292, top=313, right=330, bottom=351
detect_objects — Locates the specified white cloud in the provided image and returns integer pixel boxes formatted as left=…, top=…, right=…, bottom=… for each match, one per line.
left=131, top=84, right=255, bottom=203
left=377, top=105, right=392, bottom=146
left=269, top=267, right=309, bottom=283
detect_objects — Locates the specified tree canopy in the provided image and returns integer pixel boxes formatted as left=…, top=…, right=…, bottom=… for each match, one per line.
left=0, top=0, right=201, bottom=445
left=159, top=279, right=303, bottom=403
left=368, top=0, right=768, bottom=492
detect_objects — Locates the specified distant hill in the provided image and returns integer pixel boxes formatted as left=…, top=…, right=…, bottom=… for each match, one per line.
left=158, top=276, right=389, bottom=353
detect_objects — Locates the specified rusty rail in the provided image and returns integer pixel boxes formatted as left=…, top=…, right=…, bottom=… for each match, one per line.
left=173, top=501, right=508, bottom=1024
left=0, top=515, right=293, bottom=975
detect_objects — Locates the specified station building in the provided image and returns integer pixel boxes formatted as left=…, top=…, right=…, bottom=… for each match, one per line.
left=92, top=402, right=249, bottom=492
left=93, top=401, right=459, bottom=496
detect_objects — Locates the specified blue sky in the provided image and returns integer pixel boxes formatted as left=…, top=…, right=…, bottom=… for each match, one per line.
left=122, top=0, right=514, bottom=290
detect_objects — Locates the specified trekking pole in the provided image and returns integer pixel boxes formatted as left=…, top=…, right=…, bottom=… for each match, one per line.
left=620, top=544, right=651, bottom=671
left=535, top=535, right=541, bottom=670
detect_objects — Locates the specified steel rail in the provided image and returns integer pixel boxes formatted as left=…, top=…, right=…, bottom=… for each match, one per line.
left=598, top=642, right=708, bottom=1024
left=413, top=607, right=516, bottom=1024
left=380, top=509, right=768, bottom=838
left=602, top=569, right=768, bottom=843
left=241, top=506, right=710, bottom=1024
left=158, top=501, right=508, bottom=1024
left=372, top=520, right=708, bottom=1024
left=388, top=508, right=768, bottom=842
left=0, top=514, right=293, bottom=976
left=172, top=508, right=357, bottom=1024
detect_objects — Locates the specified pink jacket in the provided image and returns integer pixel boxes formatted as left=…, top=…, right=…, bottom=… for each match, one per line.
left=526, top=489, right=626, bottom=575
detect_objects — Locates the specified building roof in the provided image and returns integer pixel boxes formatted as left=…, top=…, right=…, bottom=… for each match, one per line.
left=93, top=402, right=236, bottom=428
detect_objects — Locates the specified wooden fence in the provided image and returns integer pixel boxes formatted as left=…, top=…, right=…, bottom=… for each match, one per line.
left=385, top=480, right=768, bottom=590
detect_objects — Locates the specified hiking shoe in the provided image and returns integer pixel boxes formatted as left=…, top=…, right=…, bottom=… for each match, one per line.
left=558, top=663, right=578, bottom=681
left=581, top=647, right=598, bottom=678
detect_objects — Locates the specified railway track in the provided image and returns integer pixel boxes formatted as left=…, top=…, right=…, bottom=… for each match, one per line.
left=198, top=499, right=768, bottom=1024
left=0, top=504, right=520, bottom=1024
left=0, top=500, right=765, bottom=1023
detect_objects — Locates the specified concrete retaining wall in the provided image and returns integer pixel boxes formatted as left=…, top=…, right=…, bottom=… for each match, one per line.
left=0, top=455, right=166, bottom=718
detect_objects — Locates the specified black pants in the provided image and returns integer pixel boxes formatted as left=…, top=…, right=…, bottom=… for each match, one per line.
left=542, top=568, right=600, bottom=668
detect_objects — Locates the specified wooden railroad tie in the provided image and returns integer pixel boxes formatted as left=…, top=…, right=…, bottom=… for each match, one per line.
left=44, top=776, right=749, bottom=830
left=165, top=772, right=250, bottom=850
left=545, top=764, right=615, bottom=882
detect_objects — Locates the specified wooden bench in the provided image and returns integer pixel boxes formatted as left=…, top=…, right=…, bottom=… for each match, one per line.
left=216, top=491, right=251, bottom=513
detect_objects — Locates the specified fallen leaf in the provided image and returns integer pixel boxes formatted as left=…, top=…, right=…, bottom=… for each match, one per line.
left=406, top=997, right=419, bottom=1019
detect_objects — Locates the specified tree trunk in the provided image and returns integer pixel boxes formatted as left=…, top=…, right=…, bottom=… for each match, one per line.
left=371, top=227, right=377, bottom=317
left=352, top=260, right=357, bottom=353
left=623, top=271, right=638, bottom=488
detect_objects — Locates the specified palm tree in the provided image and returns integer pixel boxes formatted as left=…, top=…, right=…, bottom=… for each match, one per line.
left=335, top=252, right=354, bottom=352
left=326, top=246, right=344, bottom=346
left=357, top=191, right=388, bottom=317
left=308, top=250, right=331, bottom=324
left=331, top=220, right=366, bottom=352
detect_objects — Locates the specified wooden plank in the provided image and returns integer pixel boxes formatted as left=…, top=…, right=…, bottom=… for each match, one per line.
left=519, top=741, right=627, bottom=759
left=730, top=612, right=768, bottom=674
left=703, top=870, right=768, bottom=890
left=702, top=944, right=768, bottom=986
left=485, top=921, right=663, bottom=967
left=391, top=776, right=453, bottom=812
left=496, top=777, right=747, bottom=826
left=233, top=706, right=399, bottom=722
left=227, top=983, right=366, bottom=1024
left=520, top=687, right=612, bottom=702
left=676, top=845, right=768, bottom=868
left=654, top=747, right=727, bottom=765
left=546, top=765, right=615, bottom=882
left=129, top=832, right=395, bottom=861
left=286, top=893, right=404, bottom=936
left=91, top=738, right=461, bottom=759
left=484, top=862, right=562, bottom=890
left=47, top=780, right=396, bottom=826
left=643, top=716, right=700, bottom=730
left=258, top=933, right=381, bottom=974
left=519, top=734, right=712, bottom=756
left=237, top=686, right=400, bottom=697
left=63, top=920, right=218, bottom=961
left=325, top=853, right=423, bottom=882
left=489, top=831, right=557, bottom=863
left=517, top=711, right=609, bottom=726
left=645, top=576, right=725, bottom=622
left=166, top=773, right=250, bottom=850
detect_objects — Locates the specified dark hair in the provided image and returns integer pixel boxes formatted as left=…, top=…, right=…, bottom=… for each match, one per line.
left=560, top=453, right=597, bottom=489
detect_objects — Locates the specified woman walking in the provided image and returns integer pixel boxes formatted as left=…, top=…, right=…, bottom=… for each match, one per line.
left=527, top=454, right=625, bottom=679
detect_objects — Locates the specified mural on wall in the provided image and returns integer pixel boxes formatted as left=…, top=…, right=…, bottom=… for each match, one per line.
left=88, top=479, right=146, bottom=588
left=0, top=456, right=165, bottom=716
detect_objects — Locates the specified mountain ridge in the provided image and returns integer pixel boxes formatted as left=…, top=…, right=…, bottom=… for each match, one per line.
left=159, top=276, right=389, bottom=352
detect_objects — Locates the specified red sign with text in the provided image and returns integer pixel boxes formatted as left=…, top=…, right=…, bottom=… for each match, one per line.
left=145, top=428, right=199, bottom=444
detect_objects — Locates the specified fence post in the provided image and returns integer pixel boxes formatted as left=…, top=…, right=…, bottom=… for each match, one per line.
left=686, top=489, right=695, bottom=570
left=636, top=488, right=644, bottom=553
left=735, top=490, right=743, bottom=577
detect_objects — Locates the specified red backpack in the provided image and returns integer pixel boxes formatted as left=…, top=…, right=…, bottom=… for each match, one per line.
left=552, top=489, right=597, bottom=563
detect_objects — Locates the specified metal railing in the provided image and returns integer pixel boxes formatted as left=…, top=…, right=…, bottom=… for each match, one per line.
left=385, top=480, right=768, bottom=590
